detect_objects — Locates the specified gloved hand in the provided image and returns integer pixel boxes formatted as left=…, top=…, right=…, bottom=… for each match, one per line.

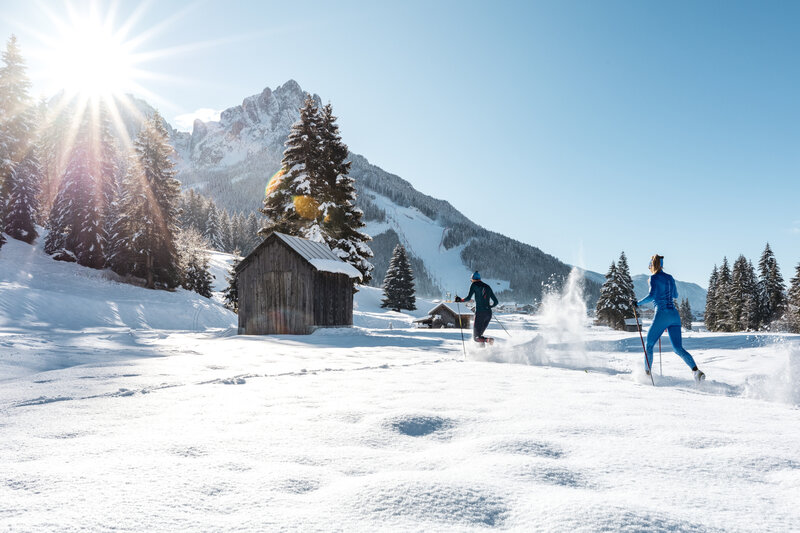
left=630, top=299, right=638, bottom=307
left=455, top=296, right=462, bottom=302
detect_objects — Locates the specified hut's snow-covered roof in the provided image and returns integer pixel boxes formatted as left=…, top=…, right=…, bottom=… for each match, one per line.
left=429, top=302, right=472, bottom=316
left=237, top=232, right=362, bottom=279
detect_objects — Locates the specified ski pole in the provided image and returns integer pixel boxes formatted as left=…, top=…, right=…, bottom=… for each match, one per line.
left=658, top=338, right=662, bottom=376
left=632, top=303, right=655, bottom=386
left=456, top=301, right=467, bottom=360
left=492, top=313, right=512, bottom=338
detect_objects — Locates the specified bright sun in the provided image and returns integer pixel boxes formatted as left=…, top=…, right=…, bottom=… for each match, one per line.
left=49, top=16, right=135, bottom=98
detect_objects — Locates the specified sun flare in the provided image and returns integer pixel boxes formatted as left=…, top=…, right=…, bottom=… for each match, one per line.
left=48, top=15, right=136, bottom=99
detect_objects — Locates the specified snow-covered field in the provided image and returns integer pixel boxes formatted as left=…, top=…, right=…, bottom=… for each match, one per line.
left=1, top=237, right=799, bottom=532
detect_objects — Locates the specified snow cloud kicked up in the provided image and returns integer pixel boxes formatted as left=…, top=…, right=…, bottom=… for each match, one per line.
left=475, top=268, right=592, bottom=369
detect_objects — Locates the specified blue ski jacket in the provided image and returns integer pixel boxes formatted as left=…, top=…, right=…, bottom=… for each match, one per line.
left=637, top=271, right=678, bottom=311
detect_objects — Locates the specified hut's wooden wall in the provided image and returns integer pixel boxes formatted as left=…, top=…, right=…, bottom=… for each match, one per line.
left=238, top=239, right=314, bottom=335
left=312, top=272, right=354, bottom=327
left=435, top=306, right=471, bottom=329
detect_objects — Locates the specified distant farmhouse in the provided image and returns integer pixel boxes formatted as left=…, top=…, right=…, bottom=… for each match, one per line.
left=235, top=232, right=362, bottom=335
left=414, top=302, right=472, bottom=329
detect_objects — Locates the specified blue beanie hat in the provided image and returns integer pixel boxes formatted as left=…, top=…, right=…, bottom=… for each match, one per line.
left=471, top=271, right=481, bottom=280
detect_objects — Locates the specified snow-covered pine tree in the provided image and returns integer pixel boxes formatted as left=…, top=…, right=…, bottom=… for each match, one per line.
left=757, top=242, right=786, bottom=329
left=787, top=263, right=800, bottom=334
left=205, top=203, right=221, bottom=250
left=0, top=35, right=36, bottom=247
left=381, top=244, right=416, bottom=312
left=222, top=253, right=241, bottom=312
left=731, top=255, right=759, bottom=331
left=713, top=257, right=733, bottom=332
left=704, top=265, right=719, bottom=330
left=679, top=298, right=693, bottom=331
left=97, top=108, right=121, bottom=226
left=36, top=98, right=73, bottom=223
left=244, top=212, right=261, bottom=255
left=229, top=212, right=243, bottom=253
left=44, top=130, right=105, bottom=268
left=317, top=102, right=374, bottom=283
left=120, top=111, right=182, bottom=288
left=177, top=227, right=213, bottom=298
left=595, top=261, right=627, bottom=330
left=4, top=142, right=40, bottom=243
left=219, top=209, right=234, bottom=252
left=260, top=94, right=323, bottom=237
left=616, top=251, right=636, bottom=321
left=104, top=162, right=130, bottom=276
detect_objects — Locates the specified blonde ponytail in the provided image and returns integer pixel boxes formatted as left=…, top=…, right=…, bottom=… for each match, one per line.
left=649, top=254, right=664, bottom=274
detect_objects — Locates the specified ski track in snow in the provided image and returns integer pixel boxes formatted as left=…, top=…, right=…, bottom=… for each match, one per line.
left=2, top=237, right=800, bottom=531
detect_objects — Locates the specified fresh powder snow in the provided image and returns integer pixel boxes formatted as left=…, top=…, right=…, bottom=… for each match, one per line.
left=1, top=236, right=799, bottom=531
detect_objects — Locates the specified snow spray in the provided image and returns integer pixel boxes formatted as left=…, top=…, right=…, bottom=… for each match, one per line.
left=743, top=339, right=800, bottom=406
left=475, top=268, right=590, bottom=368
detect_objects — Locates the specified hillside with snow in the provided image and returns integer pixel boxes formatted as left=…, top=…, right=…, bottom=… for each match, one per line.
left=1, top=238, right=797, bottom=531
left=132, top=80, right=604, bottom=303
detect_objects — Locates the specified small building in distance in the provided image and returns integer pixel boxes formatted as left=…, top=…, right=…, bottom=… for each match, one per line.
left=414, top=302, right=472, bottom=329
left=624, top=317, right=642, bottom=332
left=235, top=232, right=362, bottom=335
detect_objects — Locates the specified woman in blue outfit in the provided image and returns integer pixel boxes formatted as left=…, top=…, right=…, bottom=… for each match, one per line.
left=634, top=255, right=705, bottom=382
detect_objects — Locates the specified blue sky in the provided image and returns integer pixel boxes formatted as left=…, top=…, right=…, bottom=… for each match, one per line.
left=2, top=0, right=798, bottom=287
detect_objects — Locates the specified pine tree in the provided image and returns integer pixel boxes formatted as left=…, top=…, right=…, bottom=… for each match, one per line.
left=317, top=102, right=374, bottom=283
left=595, top=261, right=627, bottom=330
left=0, top=35, right=36, bottom=247
left=381, top=244, right=416, bottom=311
left=787, top=263, right=800, bottom=334
left=230, top=213, right=244, bottom=253
left=616, top=251, right=637, bottom=320
left=704, top=266, right=719, bottom=331
left=177, top=226, right=213, bottom=298
left=757, top=243, right=786, bottom=328
left=4, top=143, right=40, bottom=243
left=104, top=163, right=131, bottom=276
left=679, top=298, right=693, bottom=331
left=714, top=257, right=733, bottom=332
left=731, top=255, right=759, bottom=331
left=244, top=212, right=261, bottom=255
left=222, top=253, right=241, bottom=312
left=110, top=112, right=181, bottom=288
left=219, top=209, right=234, bottom=252
left=260, top=94, right=323, bottom=237
left=205, top=203, right=221, bottom=249
left=44, top=131, right=105, bottom=268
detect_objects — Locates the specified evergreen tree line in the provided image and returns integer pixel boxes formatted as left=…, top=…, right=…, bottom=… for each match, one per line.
left=260, top=95, right=374, bottom=283
left=704, top=244, right=800, bottom=333
left=178, top=188, right=263, bottom=256
left=595, top=251, right=693, bottom=331
left=0, top=35, right=212, bottom=298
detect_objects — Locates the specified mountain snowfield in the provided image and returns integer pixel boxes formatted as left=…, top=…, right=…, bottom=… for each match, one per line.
left=1, top=236, right=798, bottom=531
left=363, top=191, right=511, bottom=299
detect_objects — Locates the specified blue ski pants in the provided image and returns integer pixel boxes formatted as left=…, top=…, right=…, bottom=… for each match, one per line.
left=645, top=308, right=697, bottom=370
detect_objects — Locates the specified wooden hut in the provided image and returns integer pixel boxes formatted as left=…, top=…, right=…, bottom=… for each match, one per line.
left=235, top=232, right=362, bottom=335
left=414, top=302, right=472, bottom=329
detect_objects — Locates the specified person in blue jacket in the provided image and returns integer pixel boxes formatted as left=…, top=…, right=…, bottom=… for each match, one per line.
left=455, top=271, right=498, bottom=343
left=634, top=254, right=705, bottom=381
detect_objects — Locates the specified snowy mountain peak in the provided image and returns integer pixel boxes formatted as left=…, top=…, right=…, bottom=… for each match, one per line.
left=175, top=81, right=321, bottom=170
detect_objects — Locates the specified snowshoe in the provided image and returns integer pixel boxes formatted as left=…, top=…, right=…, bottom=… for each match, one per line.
left=475, top=336, right=494, bottom=348
left=693, top=369, right=706, bottom=382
